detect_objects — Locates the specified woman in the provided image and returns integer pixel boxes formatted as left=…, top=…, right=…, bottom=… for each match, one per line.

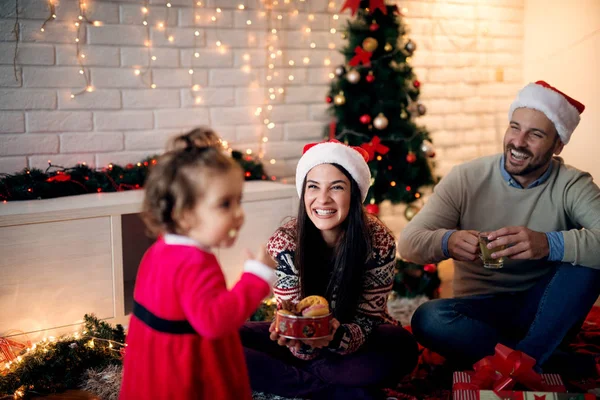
left=241, top=140, right=418, bottom=400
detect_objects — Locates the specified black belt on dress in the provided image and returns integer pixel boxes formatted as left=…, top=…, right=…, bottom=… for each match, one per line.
left=133, top=299, right=196, bottom=334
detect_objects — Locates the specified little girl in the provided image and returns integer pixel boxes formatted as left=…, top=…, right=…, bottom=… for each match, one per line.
left=119, top=128, right=276, bottom=400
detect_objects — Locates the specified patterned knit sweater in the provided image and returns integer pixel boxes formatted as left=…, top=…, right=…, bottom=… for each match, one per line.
left=266, top=214, right=397, bottom=359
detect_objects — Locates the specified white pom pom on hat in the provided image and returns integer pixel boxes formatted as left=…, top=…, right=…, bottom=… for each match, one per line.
left=295, top=140, right=371, bottom=202
left=508, top=80, right=585, bottom=145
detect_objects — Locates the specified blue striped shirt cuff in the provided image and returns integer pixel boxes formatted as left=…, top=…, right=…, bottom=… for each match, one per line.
left=545, top=231, right=564, bottom=261
left=442, top=230, right=456, bottom=258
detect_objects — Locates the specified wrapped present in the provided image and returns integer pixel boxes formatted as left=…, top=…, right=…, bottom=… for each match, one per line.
left=452, top=344, right=595, bottom=400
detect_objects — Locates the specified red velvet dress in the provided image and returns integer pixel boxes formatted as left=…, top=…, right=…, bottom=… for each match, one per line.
left=120, top=235, right=272, bottom=399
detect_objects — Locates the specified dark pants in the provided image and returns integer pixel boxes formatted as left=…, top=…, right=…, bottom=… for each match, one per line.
left=240, top=322, right=418, bottom=400
left=411, top=262, right=600, bottom=370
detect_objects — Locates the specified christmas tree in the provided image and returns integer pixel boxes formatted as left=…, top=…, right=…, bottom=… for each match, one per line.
left=327, top=0, right=436, bottom=214
left=328, top=0, right=440, bottom=299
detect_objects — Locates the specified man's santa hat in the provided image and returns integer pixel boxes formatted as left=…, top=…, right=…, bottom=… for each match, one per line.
left=296, top=140, right=371, bottom=202
left=508, top=80, right=585, bottom=145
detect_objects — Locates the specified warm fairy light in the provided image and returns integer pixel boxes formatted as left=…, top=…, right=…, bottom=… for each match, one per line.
left=151, top=56, right=157, bottom=61
left=194, top=52, right=199, bottom=57
left=415, top=193, right=421, bottom=198
left=271, top=28, right=277, bottom=33
left=308, top=14, right=315, bottom=20
left=80, top=53, right=85, bottom=58
left=269, top=94, right=275, bottom=100
left=194, top=30, right=200, bottom=36
left=166, top=2, right=171, bottom=7
left=142, top=21, right=148, bottom=25
left=158, top=22, right=164, bottom=28
left=328, top=43, right=336, bottom=49
left=188, top=69, right=194, bottom=74
left=40, top=28, right=45, bottom=31
left=238, top=4, right=245, bottom=9
left=243, top=53, right=250, bottom=61
left=246, top=20, right=252, bottom=25
left=134, top=69, right=141, bottom=75
left=264, top=117, right=270, bottom=122
left=242, top=65, right=251, bottom=73
left=142, top=7, right=148, bottom=13
left=216, top=40, right=222, bottom=46
left=267, top=105, right=272, bottom=110
left=310, top=42, right=316, bottom=48
left=333, top=14, right=339, bottom=20
left=288, top=60, right=295, bottom=66
left=266, top=76, right=272, bottom=81
left=278, top=88, right=284, bottom=94
left=305, top=27, right=311, bottom=33
left=93, top=21, right=103, bottom=26
left=75, top=38, right=79, bottom=42
left=75, top=22, right=80, bottom=27
left=262, top=137, right=269, bottom=143
left=324, top=58, right=331, bottom=66
left=268, top=64, right=274, bottom=69
left=377, top=155, right=382, bottom=161
left=303, top=57, right=310, bottom=64
left=391, top=181, right=397, bottom=187
left=86, top=86, right=94, bottom=92
left=330, top=28, right=336, bottom=34
left=70, top=94, right=75, bottom=98
left=52, top=14, right=56, bottom=18
left=168, top=35, right=174, bottom=42
left=277, top=14, right=282, bottom=20
left=192, top=84, right=200, bottom=91
left=270, top=159, right=276, bottom=164
left=78, top=15, right=83, bottom=20
left=211, top=16, right=216, bottom=21
left=267, top=122, right=275, bottom=129
left=246, top=149, right=253, bottom=155
left=216, top=7, right=221, bottom=12
left=151, top=83, right=156, bottom=89
left=144, top=40, right=150, bottom=47
left=402, top=7, right=408, bottom=13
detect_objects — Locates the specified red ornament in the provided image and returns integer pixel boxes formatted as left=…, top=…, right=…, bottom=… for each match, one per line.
left=406, top=152, right=417, bottom=163
left=423, top=264, right=437, bottom=274
left=365, top=203, right=380, bottom=215
left=326, top=96, right=333, bottom=103
left=360, top=135, right=389, bottom=161
left=359, top=114, right=371, bottom=124
left=366, top=73, right=375, bottom=83
left=46, top=174, right=72, bottom=182
left=126, top=163, right=134, bottom=169
left=413, top=80, right=421, bottom=88
left=349, top=46, right=373, bottom=67
left=369, top=23, right=379, bottom=31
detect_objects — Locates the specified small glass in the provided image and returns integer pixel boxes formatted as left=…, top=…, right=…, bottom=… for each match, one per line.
left=478, top=232, right=506, bottom=269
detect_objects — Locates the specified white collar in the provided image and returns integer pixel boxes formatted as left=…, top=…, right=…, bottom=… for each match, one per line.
left=163, top=234, right=212, bottom=252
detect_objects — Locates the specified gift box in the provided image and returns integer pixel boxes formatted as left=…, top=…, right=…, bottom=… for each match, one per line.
left=452, top=344, right=595, bottom=400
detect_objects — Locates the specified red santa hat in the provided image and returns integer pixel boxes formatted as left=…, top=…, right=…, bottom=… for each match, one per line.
left=296, top=140, right=371, bottom=202
left=508, top=80, right=585, bottom=145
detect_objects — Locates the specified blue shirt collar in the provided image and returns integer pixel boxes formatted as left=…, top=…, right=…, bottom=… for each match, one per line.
left=500, top=154, right=553, bottom=189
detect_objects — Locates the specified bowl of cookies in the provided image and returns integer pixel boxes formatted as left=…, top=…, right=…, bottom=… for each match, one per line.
left=275, top=295, right=332, bottom=340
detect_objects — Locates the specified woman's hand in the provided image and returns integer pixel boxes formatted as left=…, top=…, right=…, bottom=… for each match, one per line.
left=269, top=320, right=303, bottom=350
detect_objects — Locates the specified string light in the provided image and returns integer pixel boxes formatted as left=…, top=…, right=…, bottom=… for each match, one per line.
left=133, top=0, right=155, bottom=89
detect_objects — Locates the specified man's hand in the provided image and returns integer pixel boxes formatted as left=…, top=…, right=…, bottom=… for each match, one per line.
left=448, top=230, right=480, bottom=261
left=487, top=226, right=549, bottom=260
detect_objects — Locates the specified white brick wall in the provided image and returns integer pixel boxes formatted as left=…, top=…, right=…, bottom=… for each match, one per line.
left=0, top=0, right=524, bottom=179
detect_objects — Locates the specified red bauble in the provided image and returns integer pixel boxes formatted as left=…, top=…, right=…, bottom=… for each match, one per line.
left=413, top=80, right=421, bottom=88
left=423, top=264, right=437, bottom=273
left=365, top=203, right=380, bottom=215
left=369, top=23, right=379, bottom=31
left=359, top=114, right=371, bottom=124
left=366, top=73, right=375, bottom=83
left=406, top=152, right=417, bottom=163
left=326, top=96, right=333, bottom=103
left=126, top=163, right=134, bottom=169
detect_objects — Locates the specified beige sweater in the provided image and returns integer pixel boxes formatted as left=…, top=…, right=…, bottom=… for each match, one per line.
left=398, top=154, right=600, bottom=297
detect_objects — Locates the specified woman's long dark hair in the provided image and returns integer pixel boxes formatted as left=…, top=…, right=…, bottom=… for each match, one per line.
left=294, top=164, right=372, bottom=323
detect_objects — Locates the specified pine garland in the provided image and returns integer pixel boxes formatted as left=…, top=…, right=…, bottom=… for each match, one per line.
left=0, top=314, right=125, bottom=398
left=0, top=150, right=267, bottom=202
left=393, top=259, right=441, bottom=299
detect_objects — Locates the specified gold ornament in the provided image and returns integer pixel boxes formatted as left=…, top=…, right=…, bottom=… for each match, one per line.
left=373, top=113, right=389, bottom=130
left=384, top=43, right=392, bottom=52
left=400, top=109, right=408, bottom=119
left=334, top=92, right=346, bottom=105
left=346, top=69, right=360, bottom=84
left=404, top=204, right=421, bottom=221
left=362, top=37, right=378, bottom=52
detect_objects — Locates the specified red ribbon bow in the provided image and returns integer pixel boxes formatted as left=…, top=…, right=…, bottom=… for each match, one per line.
left=453, top=344, right=566, bottom=393
left=349, top=46, right=373, bottom=67
left=360, top=136, right=389, bottom=161
left=46, top=173, right=72, bottom=182
left=303, top=139, right=369, bottom=163
left=340, top=0, right=388, bottom=16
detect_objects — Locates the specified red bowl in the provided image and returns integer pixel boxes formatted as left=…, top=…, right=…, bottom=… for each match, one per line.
left=275, top=311, right=332, bottom=340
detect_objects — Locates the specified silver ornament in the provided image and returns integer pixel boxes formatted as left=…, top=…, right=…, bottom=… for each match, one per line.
left=373, top=113, right=389, bottom=130
left=346, top=69, right=360, bottom=84
left=335, top=65, right=346, bottom=77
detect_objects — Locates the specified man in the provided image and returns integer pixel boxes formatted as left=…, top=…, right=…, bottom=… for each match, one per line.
left=398, top=81, right=600, bottom=371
